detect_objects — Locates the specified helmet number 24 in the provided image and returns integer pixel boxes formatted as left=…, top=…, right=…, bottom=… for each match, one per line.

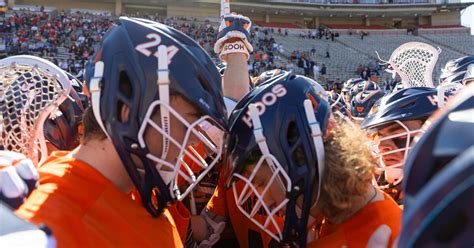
left=135, top=33, right=179, bottom=64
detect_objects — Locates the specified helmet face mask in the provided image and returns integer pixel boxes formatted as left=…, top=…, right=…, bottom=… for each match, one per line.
left=231, top=151, right=291, bottom=242
left=136, top=98, right=224, bottom=200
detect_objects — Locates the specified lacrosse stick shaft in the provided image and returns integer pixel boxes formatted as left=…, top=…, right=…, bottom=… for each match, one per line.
left=220, top=0, right=230, bottom=18
left=437, top=86, right=446, bottom=108
left=189, top=191, right=197, bottom=215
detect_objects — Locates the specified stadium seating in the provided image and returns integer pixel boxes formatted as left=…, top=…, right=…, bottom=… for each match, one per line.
left=420, top=34, right=474, bottom=56
left=272, top=29, right=472, bottom=84
left=327, top=24, right=386, bottom=30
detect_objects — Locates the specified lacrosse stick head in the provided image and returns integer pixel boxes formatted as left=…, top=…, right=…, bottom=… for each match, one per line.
left=387, top=42, right=440, bottom=89
left=0, top=55, right=72, bottom=166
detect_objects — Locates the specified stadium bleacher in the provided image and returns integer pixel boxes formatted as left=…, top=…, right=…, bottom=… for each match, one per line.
left=260, top=25, right=471, bottom=84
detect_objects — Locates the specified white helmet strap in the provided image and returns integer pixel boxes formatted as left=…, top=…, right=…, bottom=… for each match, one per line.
left=90, top=61, right=110, bottom=139
left=157, top=45, right=171, bottom=161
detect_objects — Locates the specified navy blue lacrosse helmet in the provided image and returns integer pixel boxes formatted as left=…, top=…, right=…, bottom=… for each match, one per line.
left=225, top=73, right=330, bottom=247
left=43, top=88, right=85, bottom=151
left=350, top=89, right=384, bottom=119
left=348, top=80, right=379, bottom=101
left=439, top=55, right=474, bottom=85
left=85, top=17, right=227, bottom=216
left=342, top=77, right=365, bottom=93
left=253, top=69, right=287, bottom=87
left=361, top=87, right=445, bottom=199
left=362, top=87, right=442, bottom=129
left=399, top=85, right=474, bottom=247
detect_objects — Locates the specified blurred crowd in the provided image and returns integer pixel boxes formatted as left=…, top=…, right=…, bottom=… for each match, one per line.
left=0, top=11, right=113, bottom=76
left=0, top=10, right=282, bottom=79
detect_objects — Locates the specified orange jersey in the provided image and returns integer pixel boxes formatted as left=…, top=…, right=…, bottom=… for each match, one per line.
left=129, top=189, right=191, bottom=243
left=15, top=151, right=183, bottom=247
left=206, top=177, right=280, bottom=248
left=308, top=193, right=402, bottom=248
left=168, top=201, right=191, bottom=242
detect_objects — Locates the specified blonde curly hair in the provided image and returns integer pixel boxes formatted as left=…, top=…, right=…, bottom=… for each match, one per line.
left=319, top=121, right=376, bottom=224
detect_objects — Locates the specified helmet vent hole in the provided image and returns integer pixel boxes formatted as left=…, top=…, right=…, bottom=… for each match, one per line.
left=287, top=122, right=299, bottom=147
left=198, top=75, right=211, bottom=93
left=401, top=101, right=416, bottom=109
left=119, top=71, right=133, bottom=98
left=287, top=122, right=306, bottom=167
left=117, top=71, right=133, bottom=123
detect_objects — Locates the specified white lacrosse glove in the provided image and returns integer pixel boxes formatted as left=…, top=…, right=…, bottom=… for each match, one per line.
left=0, top=151, right=39, bottom=209
left=214, top=13, right=253, bottom=61
left=198, top=209, right=227, bottom=248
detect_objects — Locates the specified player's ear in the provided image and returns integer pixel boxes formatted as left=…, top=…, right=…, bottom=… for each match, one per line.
left=120, top=105, right=130, bottom=123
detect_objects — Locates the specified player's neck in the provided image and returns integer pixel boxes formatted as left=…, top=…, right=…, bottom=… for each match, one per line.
left=69, top=138, right=134, bottom=193
left=339, top=184, right=384, bottom=222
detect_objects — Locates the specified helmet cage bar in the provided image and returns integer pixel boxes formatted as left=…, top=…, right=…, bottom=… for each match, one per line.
left=356, top=89, right=380, bottom=103
left=137, top=99, right=223, bottom=200
left=330, top=93, right=343, bottom=109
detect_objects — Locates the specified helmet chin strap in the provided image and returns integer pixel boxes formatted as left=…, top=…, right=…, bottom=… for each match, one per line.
left=157, top=45, right=171, bottom=162
left=248, top=104, right=272, bottom=166
left=89, top=61, right=109, bottom=139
